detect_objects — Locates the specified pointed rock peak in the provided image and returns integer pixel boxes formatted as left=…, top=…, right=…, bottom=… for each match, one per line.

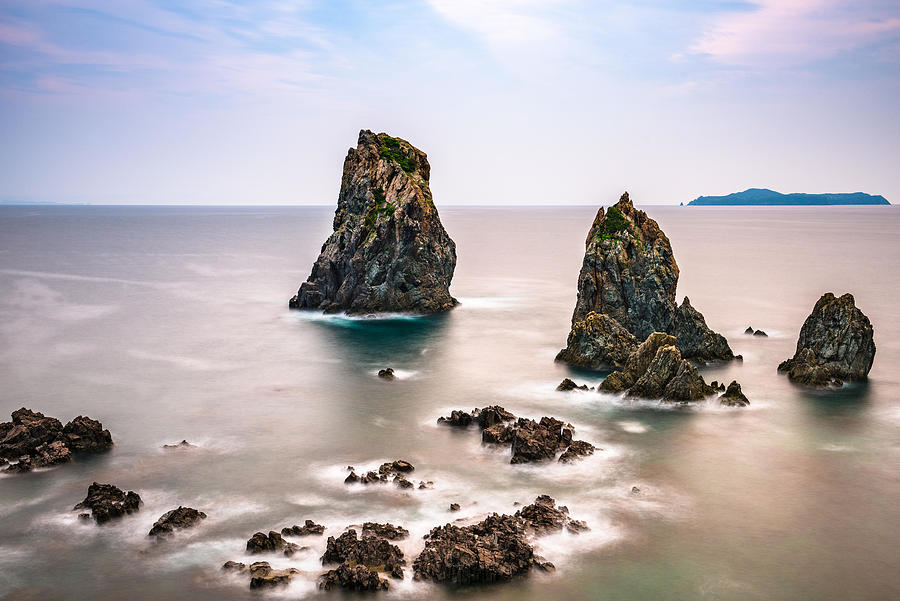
left=615, top=191, right=633, bottom=211
left=681, top=296, right=692, bottom=307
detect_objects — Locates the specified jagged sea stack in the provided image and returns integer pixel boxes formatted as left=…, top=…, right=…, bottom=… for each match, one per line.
left=778, top=293, right=875, bottom=387
left=557, top=192, right=733, bottom=365
left=290, top=130, right=457, bottom=314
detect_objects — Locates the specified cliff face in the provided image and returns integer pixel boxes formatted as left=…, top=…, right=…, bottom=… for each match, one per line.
left=559, top=192, right=733, bottom=365
left=290, top=130, right=457, bottom=314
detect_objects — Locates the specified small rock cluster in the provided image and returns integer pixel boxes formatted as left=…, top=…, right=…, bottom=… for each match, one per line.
left=74, top=482, right=142, bottom=524
left=344, top=459, right=420, bottom=488
left=438, top=406, right=596, bottom=464
left=149, top=506, right=207, bottom=538
left=744, top=326, right=768, bottom=337
left=246, top=531, right=304, bottom=557
left=1, top=408, right=113, bottom=473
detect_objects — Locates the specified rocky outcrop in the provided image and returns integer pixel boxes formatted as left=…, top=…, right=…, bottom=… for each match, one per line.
left=149, top=506, right=207, bottom=538
left=558, top=440, right=596, bottom=463
left=554, top=312, right=638, bottom=369
left=437, top=405, right=515, bottom=429
left=413, top=498, right=587, bottom=586
left=223, top=561, right=300, bottom=589
left=778, top=293, right=876, bottom=387
left=377, top=368, right=395, bottom=380
left=344, top=459, right=416, bottom=487
left=246, top=531, right=302, bottom=557
left=319, top=563, right=389, bottom=591
left=321, top=529, right=405, bottom=579
left=558, top=193, right=733, bottom=366
left=74, top=482, right=141, bottom=524
left=162, top=440, right=195, bottom=449
left=719, top=381, right=750, bottom=407
left=282, top=520, right=325, bottom=537
left=1, top=408, right=112, bottom=473
left=556, top=378, right=589, bottom=391
left=360, top=522, right=409, bottom=541
left=290, top=130, right=457, bottom=314
left=599, top=332, right=718, bottom=402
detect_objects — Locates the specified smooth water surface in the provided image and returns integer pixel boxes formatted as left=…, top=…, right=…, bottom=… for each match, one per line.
left=1, top=205, right=898, bottom=600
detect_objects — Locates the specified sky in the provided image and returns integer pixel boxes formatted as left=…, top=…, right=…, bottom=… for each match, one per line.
left=0, top=0, right=898, bottom=206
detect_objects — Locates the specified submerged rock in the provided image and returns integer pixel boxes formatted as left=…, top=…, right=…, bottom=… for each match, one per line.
left=449, top=503, right=460, bottom=512
left=290, top=129, right=457, bottom=314
left=437, top=409, right=475, bottom=427
left=377, top=367, right=395, bottom=380
left=744, top=326, right=755, bottom=335
left=556, top=378, right=589, bottom=392
left=754, top=330, right=768, bottom=337
left=560, top=193, right=733, bottom=365
left=344, top=459, right=416, bottom=486
left=778, top=293, right=876, bottom=387
left=162, top=440, right=195, bottom=449
left=0, top=408, right=112, bottom=473
left=246, top=531, right=302, bottom=557
left=74, top=482, right=141, bottom=524
left=282, top=520, right=325, bottom=537
left=719, top=381, right=750, bottom=407
left=555, top=312, right=639, bottom=369
left=515, top=495, right=589, bottom=535
left=149, top=506, right=207, bottom=538
left=319, top=563, right=389, bottom=591
left=249, top=562, right=299, bottom=589
left=321, top=529, right=405, bottom=579
left=558, top=440, right=595, bottom=463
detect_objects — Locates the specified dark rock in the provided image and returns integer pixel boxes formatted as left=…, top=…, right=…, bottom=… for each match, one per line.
left=62, top=415, right=113, bottom=453
left=510, top=417, right=573, bottom=464
left=476, top=406, right=515, bottom=429
left=4, top=456, right=32, bottom=473
left=565, top=192, right=733, bottom=361
left=719, top=381, right=750, bottom=407
left=515, top=495, right=589, bottom=535
left=449, top=503, right=460, bottom=512
left=556, top=378, right=589, bottom=392
left=395, top=477, right=413, bottom=489
left=390, top=459, right=414, bottom=473
left=778, top=293, right=875, bottom=387
left=163, top=440, right=195, bottom=449
left=631, top=486, right=641, bottom=495
left=413, top=513, right=533, bottom=585
left=1, top=408, right=64, bottom=460
left=437, top=409, right=474, bottom=427
left=744, top=327, right=755, bottom=335
left=600, top=332, right=676, bottom=393
left=282, top=520, right=325, bottom=537
left=31, top=440, right=71, bottom=467
left=753, top=330, right=768, bottom=337
left=321, top=529, right=405, bottom=578
left=555, top=312, right=639, bottom=369
left=377, top=368, right=395, bottom=380
left=482, top=423, right=515, bottom=444
left=558, top=440, right=595, bottom=463
left=73, top=482, right=141, bottom=524
left=249, top=562, right=299, bottom=589
left=361, top=522, right=409, bottom=541
left=222, top=561, right=247, bottom=573
left=344, top=471, right=360, bottom=484
left=709, top=380, right=726, bottom=392
left=246, top=531, right=301, bottom=556
left=290, top=129, right=457, bottom=314
left=673, top=297, right=734, bottom=362
left=148, top=506, right=206, bottom=538
left=662, top=360, right=716, bottom=402
left=318, top=563, right=389, bottom=591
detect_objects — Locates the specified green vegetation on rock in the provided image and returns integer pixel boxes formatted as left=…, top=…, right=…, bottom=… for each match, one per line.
left=364, top=186, right=397, bottom=236
left=379, top=136, right=417, bottom=173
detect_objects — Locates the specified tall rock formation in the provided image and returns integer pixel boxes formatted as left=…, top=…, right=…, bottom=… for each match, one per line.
left=778, top=292, right=876, bottom=387
left=558, top=193, right=733, bottom=365
left=290, top=130, right=457, bottom=314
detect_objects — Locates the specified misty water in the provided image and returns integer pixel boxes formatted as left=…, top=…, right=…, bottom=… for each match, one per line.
left=1, top=205, right=898, bottom=600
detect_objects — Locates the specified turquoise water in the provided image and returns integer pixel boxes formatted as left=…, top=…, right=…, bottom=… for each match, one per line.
left=0, top=205, right=898, bottom=600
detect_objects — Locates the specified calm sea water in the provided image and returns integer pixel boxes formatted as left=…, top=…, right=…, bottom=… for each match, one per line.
left=1, top=205, right=898, bottom=601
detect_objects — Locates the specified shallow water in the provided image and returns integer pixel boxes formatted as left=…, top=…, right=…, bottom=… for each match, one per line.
left=1, top=205, right=898, bottom=600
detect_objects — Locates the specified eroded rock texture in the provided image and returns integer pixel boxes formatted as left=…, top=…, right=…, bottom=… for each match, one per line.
left=557, top=193, right=733, bottom=367
left=290, top=130, right=457, bottom=314
left=778, top=293, right=876, bottom=387
left=0, top=408, right=112, bottom=473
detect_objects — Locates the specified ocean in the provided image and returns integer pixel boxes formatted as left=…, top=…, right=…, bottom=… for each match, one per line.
left=1, top=204, right=898, bottom=600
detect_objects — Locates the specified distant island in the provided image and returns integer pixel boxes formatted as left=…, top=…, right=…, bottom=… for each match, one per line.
left=687, top=188, right=889, bottom=206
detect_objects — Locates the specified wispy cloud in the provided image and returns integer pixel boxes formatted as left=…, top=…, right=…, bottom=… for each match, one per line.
left=689, top=0, right=900, bottom=67
left=426, top=0, right=572, bottom=48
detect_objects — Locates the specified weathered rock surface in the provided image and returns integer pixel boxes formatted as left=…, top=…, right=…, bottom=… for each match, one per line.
left=719, top=381, right=750, bottom=407
left=437, top=409, right=474, bottom=427
left=344, top=459, right=416, bottom=487
left=555, top=312, right=639, bottom=369
left=377, top=367, right=395, bottom=380
left=556, top=378, right=589, bottom=392
left=321, top=529, right=405, bottom=579
left=515, top=495, right=589, bottom=535
left=74, top=482, right=141, bottom=524
left=148, top=506, right=207, bottom=538
left=413, top=513, right=533, bottom=585
left=558, top=440, right=596, bottom=463
left=599, top=332, right=718, bottom=402
left=290, top=129, right=457, bottom=314
left=1, top=408, right=112, bottom=473
left=560, top=192, right=733, bottom=365
left=778, top=293, right=876, bottom=387
left=319, top=563, right=389, bottom=591
left=361, top=522, right=409, bottom=541
left=246, top=531, right=302, bottom=556
left=754, top=330, right=768, bottom=337
left=282, top=519, right=325, bottom=537
left=249, top=562, right=300, bottom=589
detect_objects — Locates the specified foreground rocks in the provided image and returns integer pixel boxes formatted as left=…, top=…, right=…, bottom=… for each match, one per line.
left=321, top=528, right=406, bottom=579
left=74, top=482, right=141, bottom=524
left=223, top=561, right=300, bottom=589
left=413, top=496, right=587, bottom=586
left=246, top=531, right=302, bottom=557
left=778, top=292, right=876, bottom=387
left=719, top=381, right=750, bottom=407
left=290, top=129, right=457, bottom=314
left=149, top=506, right=207, bottom=538
left=440, top=406, right=595, bottom=464
left=557, top=193, right=734, bottom=368
left=1, top=408, right=112, bottom=473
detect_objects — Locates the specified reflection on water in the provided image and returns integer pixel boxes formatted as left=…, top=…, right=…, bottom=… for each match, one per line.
left=0, top=205, right=899, bottom=600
